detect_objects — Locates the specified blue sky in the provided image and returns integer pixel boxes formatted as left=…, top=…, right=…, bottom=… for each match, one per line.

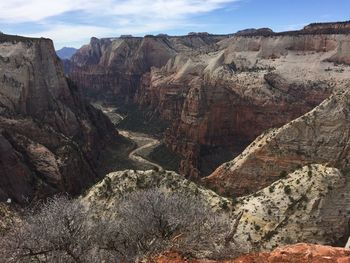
left=0, top=0, right=349, bottom=49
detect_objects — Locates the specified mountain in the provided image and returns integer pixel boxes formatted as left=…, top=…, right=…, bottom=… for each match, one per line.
left=0, top=34, right=115, bottom=203
left=66, top=21, right=350, bottom=179
left=56, top=47, right=77, bottom=60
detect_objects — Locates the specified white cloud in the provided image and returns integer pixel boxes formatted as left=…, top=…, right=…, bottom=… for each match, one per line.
left=0, top=0, right=239, bottom=47
left=26, top=24, right=114, bottom=45
left=0, top=0, right=237, bottom=22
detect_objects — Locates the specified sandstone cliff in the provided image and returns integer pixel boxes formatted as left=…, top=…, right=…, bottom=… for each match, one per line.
left=205, top=83, right=350, bottom=196
left=0, top=34, right=114, bottom=203
left=69, top=34, right=226, bottom=102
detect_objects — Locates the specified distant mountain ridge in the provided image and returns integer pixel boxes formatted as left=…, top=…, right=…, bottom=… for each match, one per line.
left=56, top=47, right=77, bottom=59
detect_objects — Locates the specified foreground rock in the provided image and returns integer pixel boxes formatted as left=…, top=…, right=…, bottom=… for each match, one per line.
left=0, top=34, right=114, bottom=203
left=83, top=169, right=231, bottom=214
left=232, top=165, right=350, bottom=250
left=83, top=166, right=350, bottom=251
left=153, top=244, right=350, bottom=263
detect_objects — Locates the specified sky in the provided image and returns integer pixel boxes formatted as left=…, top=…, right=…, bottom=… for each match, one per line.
left=0, top=0, right=349, bottom=49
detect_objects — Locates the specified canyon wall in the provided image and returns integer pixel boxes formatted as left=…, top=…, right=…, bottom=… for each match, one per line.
left=205, top=84, right=350, bottom=196
left=0, top=34, right=114, bottom=203
left=68, top=35, right=226, bottom=102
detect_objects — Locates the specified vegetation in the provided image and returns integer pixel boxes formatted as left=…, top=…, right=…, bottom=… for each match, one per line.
left=279, top=170, right=288, bottom=178
left=117, top=104, right=169, bottom=136
left=1, top=191, right=240, bottom=262
left=96, top=136, right=139, bottom=176
left=148, top=144, right=182, bottom=172
left=284, top=185, right=292, bottom=195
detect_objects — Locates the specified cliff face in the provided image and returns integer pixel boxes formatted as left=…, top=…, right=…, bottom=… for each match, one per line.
left=205, top=82, right=350, bottom=196
left=0, top=34, right=114, bottom=203
left=67, top=22, right=350, bottom=179
left=68, top=35, right=226, bottom=102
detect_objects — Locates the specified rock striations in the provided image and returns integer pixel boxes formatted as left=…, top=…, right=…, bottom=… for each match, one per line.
left=0, top=34, right=114, bottom=203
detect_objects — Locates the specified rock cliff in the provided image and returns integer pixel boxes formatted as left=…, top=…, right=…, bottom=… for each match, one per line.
left=205, top=83, right=350, bottom=196
left=68, top=34, right=226, bottom=102
left=0, top=34, right=114, bottom=203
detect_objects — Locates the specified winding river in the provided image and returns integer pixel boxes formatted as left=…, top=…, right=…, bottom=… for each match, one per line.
left=96, top=102, right=163, bottom=170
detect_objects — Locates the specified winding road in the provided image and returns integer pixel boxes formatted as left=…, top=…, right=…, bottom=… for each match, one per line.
left=118, top=130, right=163, bottom=171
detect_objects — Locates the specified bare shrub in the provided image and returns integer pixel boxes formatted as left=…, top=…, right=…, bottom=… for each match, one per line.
left=1, top=189, right=242, bottom=262
left=99, top=189, right=239, bottom=261
left=1, top=196, right=100, bottom=263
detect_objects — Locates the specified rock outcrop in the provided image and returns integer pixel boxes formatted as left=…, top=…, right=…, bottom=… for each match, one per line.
left=153, top=244, right=350, bottom=263
left=232, top=164, right=350, bottom=250
left=83, top=169, right=231, bottom=214
left=0, top=34, right=114, bottom=203
left=83, top=166, right=350, bottom=251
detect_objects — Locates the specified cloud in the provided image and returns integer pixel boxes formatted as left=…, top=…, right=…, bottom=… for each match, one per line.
left=0, top=0, right=238, bottom=22
left=0, top=0, right=239, bottom=48
left=26, top=24, right=114, bottom=46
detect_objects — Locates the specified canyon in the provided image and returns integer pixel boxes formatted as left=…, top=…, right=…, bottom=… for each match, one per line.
left=1, top=20, right=350, bottom=263
left=67, top=22, right=350, bottom=179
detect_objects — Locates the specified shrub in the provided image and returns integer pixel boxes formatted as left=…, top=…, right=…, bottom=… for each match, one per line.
left=2, top=190, right=242, bottom=262
left=279, top=170, right=288, bottom=178
left=284, top=185, right=292, bottom=195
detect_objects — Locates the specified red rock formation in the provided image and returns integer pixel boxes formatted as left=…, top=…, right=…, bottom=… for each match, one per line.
left=0, top=34, right=114, bottom=203
left=152, top=244, right=350, bottom=263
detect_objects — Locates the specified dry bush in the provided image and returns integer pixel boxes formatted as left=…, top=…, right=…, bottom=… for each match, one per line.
left=98, top=189, right=240, bottom=261
left=1, top=196, right=100, bottom=263
left=1, top=189, right=242, bottom=262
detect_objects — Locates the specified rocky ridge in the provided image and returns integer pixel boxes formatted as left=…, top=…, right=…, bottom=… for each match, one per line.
left=83, top=166, right=350, bottom=251
left=139, top=31, right=350, bottom=178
